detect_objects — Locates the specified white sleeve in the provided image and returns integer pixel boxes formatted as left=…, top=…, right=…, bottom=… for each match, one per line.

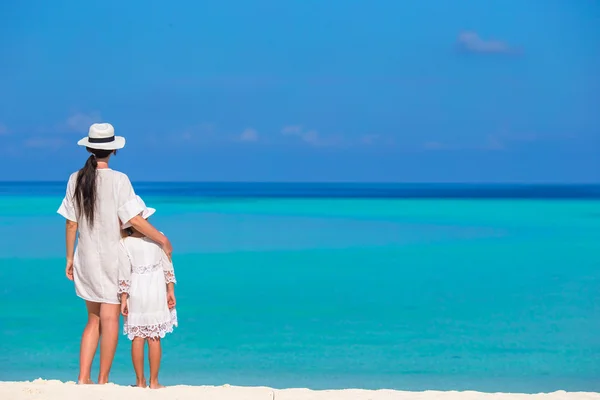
left=57, top=175, right=78, bottom=222
left=117, top=175, right=144, bottom=225
left=161, top=249, right=177, bottom=284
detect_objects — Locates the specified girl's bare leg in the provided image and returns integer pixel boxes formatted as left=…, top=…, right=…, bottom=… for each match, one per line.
left=97, top=303, right=121, bottom=384
left=131, top=337, right=147, bottom=387
left=78, top=301, right=101, bottom=384
left=148, top=338, right=165, bottom=389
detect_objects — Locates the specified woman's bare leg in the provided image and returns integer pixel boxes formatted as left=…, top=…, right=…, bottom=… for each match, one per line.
left=131, top=337, right=147, bottom=387
left=78, top=301, right=101, bottom=384
left=148, top=338, right=165, bottom=389
left=97, top=303, right=121, bottom=384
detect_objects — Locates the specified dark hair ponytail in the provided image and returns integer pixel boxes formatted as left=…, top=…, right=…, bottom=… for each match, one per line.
left=73, top=147, right=115, bottom=226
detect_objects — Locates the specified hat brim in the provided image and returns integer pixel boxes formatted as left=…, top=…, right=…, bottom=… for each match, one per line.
left=77, top=136, right=126, bottom=150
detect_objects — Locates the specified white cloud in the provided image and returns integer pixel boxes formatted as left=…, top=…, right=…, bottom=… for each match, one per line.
left=169, top=123, right=216, bottom=144
left=24, top=137, right=66, bottom=150
left=281, top=125, right=302, bottom=135
left=298, top=130, right=320, bottom=145
left=0, top=144, right=20, bottom=157
left=24, top=112, right=102, bottom=135
left=484, top=135, right=505, bottom=150
left=281, top=125, right=342, bottom=147
left=423, top=135, right=506, bottom=151
left=361, top=134, right=380, bottom=144
left=65, top=111, right=102, bottom=132
left=423, top=141, right=446, bottom=150
left=239, top=128, right=259, bottom=142
left=456, top=31, right=520, bottom=55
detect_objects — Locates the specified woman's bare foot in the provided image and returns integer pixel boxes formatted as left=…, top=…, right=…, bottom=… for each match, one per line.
left=77, top=379, right=94, bottom=385
left=135, top=378, right=147, bottom=388
left=149, top=380, right=165, bottom=389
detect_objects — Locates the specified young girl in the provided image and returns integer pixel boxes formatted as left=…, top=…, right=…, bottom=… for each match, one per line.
left=118, top=196, right=178, bottom=389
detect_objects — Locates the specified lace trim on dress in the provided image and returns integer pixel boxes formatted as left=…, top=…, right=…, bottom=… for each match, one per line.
left=131, top=263, right=162, bottom=274
left=118, top=280, right=131, bottom=294
left=164, top=270, right=177, bottom=284
left=123, top=309, right=178, bottom=340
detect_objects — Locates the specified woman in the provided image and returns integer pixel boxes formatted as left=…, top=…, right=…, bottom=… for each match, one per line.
left=57, top=123, right=173, bottom=385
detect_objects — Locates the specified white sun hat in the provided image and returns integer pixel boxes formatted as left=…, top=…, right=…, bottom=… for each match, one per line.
left=77, top=123, right=126, bottom=150
left=122, top=196, right=156, bottom=229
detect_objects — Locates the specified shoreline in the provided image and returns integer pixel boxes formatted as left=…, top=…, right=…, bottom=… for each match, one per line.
left=1, top=380, right=599, bottom=400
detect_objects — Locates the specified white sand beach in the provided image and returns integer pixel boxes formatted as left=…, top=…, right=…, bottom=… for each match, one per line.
left=1, top=380, right=599, bottom=400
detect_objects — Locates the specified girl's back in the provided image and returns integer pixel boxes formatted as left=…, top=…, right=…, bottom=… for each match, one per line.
left=121, top=235, right=177, bottom=340
left=122, top=236, right=164, bottom=269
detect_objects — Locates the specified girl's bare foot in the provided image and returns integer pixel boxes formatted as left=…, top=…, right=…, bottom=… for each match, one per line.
left=77, top=379, right=94, bottom=385
left=135, top=378, right=147, bottom=388
left=149, top=380, right=165, bottom=389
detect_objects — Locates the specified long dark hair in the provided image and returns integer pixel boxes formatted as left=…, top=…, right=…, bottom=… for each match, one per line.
left=73, top=147, right=116, bottom=226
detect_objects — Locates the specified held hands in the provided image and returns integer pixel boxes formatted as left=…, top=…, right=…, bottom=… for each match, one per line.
left=65, top=259, right=74, bottom=281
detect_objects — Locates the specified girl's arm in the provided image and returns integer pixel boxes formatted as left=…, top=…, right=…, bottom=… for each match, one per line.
left=160, top=250, right=177, bottom=287
left=160, top=248, right=177, bottom=308
left=118, top=240, right=132, bottom=316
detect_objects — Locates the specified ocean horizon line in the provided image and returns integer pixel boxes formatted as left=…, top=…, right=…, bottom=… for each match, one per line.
left=1, top=181, right=600, bottom=199
left=1, top=180, right=600, bottom=187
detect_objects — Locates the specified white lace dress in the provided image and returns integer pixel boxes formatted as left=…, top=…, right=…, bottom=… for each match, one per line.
left=118, top=236, right=178, bottom=340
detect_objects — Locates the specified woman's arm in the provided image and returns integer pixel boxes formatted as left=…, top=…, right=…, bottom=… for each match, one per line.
left=128, top=215, right=173, bottom=259
left=65, top=220, right=78, bottom=280
left=66, top=220, right=78, bottom=260
left=116, top=175, right=172, bottom=256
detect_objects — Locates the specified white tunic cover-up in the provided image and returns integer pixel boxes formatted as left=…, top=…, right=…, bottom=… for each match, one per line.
left=119, top=236, right=178, bottom=340
left=57, top=169, right=144, bottom=304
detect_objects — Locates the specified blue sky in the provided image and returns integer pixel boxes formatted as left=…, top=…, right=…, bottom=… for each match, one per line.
left=0, top=0, right=598, bottom=182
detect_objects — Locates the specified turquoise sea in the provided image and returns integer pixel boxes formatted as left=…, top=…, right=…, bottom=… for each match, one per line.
left=0, top=183, right=599, bottom=393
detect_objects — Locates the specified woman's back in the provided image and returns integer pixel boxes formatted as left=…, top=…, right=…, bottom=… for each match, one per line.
left=59, top=168, right=142, bottom=304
